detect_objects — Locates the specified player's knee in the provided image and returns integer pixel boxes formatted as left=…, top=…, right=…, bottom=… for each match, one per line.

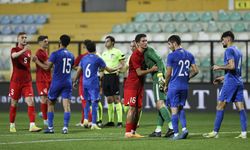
left=235, top=102, right=245, bottom=111
left=216, top=102, right=226, bottom=110
left=10, top=99, right=18, bottom=107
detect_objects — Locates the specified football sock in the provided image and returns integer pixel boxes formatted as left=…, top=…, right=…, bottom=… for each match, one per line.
left=159, top=107, right=171, bottom=123
left=116, top=102, right=123, bottom=123
left=239, top=109, right=247, bottom=132
left=138, top=110, right=142, bottom=125
left=214, top=110, right=224, bottom=132
left=63, top=112, right=70, bottom=127
left=168, top=122, right=173, bottom=130
left=81, top=100, right=86, bottom=123
left=41, top=103, right=48, bottom=120
left=172, top=114, right=179, bottom=134
left=156, top=111, right=164, bottom=127
left=92, top=101, right=98, bottom=124
left=47, top=112, right=54, bottom=128
left=28, top=106, right=35, bottom=122
left=9, top=106, right=17, bottom=123
left=125, top=122, right=133, bottom=132
left=123, top=105, right=129, bottom=114
left=97, top=101, right=103, bottom=122
left=108, top=103, right=114, bottom=122
left=179, top=109, right=187, bottom=129
left=155, top=126, right=162, bottom=132
left=84, top=100, right=91, bottom=120
left=88, top=107, right=92, bottom=122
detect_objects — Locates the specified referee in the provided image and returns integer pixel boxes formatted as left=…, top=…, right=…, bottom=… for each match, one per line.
left=101, top=36, right=125, bottom=127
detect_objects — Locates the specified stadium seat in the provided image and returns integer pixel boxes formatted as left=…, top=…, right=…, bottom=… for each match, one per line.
left=24, top=15, right=35, bottom=24
left=219, top=23, right=231, bottom=32
left=136, top=23, right=148, bottom=33
left=190, top=23, right=203, bottom=32
left=200, top=12, right=213, bottom=22
left=232, top=22, right=245, bottom=32
left=174, top=12, right=186, bottom=21
left=229, top=11, right=242, bottom=21
left=124, top=23, right=136, bottom=33
left=161, top=13, right=173, bottom=22
left=35, top=15, right=47, bottom=24
left=1, top=25, right=12, bottom=35
left=163, top=23, right=175, bottom=33
left=134, top=13, right=147, bottom=23
left=218, top=11, right=230, bottom=21
left=112, top=24, right=123, bottom=33
left=200, top=57, right=210, bottom=67
left=148, top=13, right=160, bottom=22
left=11, top=15, right=23, bottom=24
left=13, top=25, right=24, bottom=34
left=176, top=23, right=189, bottom=33
left=149, top=23, right=162, bottom=33
left=186, top=12, right=200, bottom=22
left=24, top=25, right=37, bottom=34
left=243, top=12, right=250, bottom=21
left=0, top=16, right=11, bottom=24
left=206, top=21, right=218, bottom=32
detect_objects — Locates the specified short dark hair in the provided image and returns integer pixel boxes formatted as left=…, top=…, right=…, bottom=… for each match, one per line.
left=17, top=32, right=26, bottom=37
left=221, top=31, right=235, bottom=41
left=83, top=39, right=92, bottom=47
left=105, top=36, right=115, bottom=45
left=37, top=35, right=48, bottom=42
left=168, top=35, right=181, bottom=45
left=86, top=40, right=96, bottom=53
left=135, top=34, right=146, bottom=43
left=60, top=34, right=70, bottom=47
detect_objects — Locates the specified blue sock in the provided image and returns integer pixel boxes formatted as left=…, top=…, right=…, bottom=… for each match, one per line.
left=179, top=109, right=186, bottom=129
left=47, top=112, right=54, bottom=128
left=84, top=100, right=91, bottom=120
left=92, top=101, right=98, bottom=124
left=239, top=110, right=247, bottom=132
left=63, top=112, right=70, bottom=127
left=213, top=110, right=224, bottom=132
left=172, top=114, right=179, bottom=134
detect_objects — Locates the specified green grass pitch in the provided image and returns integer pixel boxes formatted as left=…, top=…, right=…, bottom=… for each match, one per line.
left=0, top=111, right=249, bottom=150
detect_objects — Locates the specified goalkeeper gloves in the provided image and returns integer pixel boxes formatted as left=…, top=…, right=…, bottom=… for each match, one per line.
left=157, top=73, right=165, bottom=91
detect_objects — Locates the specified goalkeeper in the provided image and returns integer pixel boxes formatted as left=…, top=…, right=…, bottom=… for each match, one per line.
left=144, top=46, right=174, bottom=138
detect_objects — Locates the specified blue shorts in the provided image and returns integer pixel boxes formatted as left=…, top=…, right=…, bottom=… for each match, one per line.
left=48, top=84, right=72, bottom=101
left=84, top=87, right=100, bottom=102
left=167, top=89, right=188, bottom=107
left=218, top=84, right=244, bottom=103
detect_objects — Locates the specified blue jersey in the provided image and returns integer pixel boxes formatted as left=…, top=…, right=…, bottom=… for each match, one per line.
left=80, top=54, right=106, bottom=89
left=166, top=48, right=195, bottom=90
left=49, top=48, right=74, bottom=86
left=223, top=46, right=243, bottom=85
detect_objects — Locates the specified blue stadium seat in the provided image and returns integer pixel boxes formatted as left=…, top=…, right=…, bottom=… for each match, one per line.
left=136, top=24, right=148, bottom=33
left=0, top=16, right=11, bottom=24
left=24, top=25, right=37, bottom=34
left=218, top=11, right=230, bottom=21
left=112, top=24, right=123, bottom=33
left=11, top=15, right=23, bottom=24
left=186, top=12, right=200, bottom=22
left=134, top=13, right=147, bottom=23
left=35, top=15, right=47, bottom=24
left=149, top=23, right=162, bottom=33
left=243, top=12, right=250, bottom=21
left=163, top=24, right=175, bottom=33
left=24, top=15, right=35, bottom=24
left=206, top=22, right=218, bottom=32
left=230, top=11, right=242, bottom=21
left=1, top=25, right=12, bottom=35
left=124, top=23, right=136, bottom=33
left=161, top=13, right=173, bottom=22
left=190, top=23, right=203, bottom=32
left=232, top=22, right=245, bottom=32
left=176, top=23, right=189, bottom=32
left=219, top=23, right=231, bottom=32
left=200, top=12, right=213, bottom=22
left=174, top=12, right=186, bottom=21
left=13, top=25, right=24, bottom=34
left=148, top=13, right=160, bottom=22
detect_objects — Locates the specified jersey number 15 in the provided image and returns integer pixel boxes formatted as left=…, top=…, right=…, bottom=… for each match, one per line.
left=62, top=58, right=72, bottom=74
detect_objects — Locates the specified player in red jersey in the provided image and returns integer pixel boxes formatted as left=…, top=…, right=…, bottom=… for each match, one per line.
left=124, top=34, right=158, bottom=138
left=32, top=35, right=51, bottom=126
left=9, top=32, right=42, bottom=132
left=73, top=40, right=92, bottom=127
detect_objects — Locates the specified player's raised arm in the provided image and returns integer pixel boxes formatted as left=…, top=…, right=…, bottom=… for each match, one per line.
left=12, top=44, right=30, bottom=59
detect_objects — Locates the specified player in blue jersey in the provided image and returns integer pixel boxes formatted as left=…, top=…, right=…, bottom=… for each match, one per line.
left=43, top=34, right=75, bottom=134
left=164, top=35, right=199, bottom=140
left=203, top=31, right=247, bottom=139
left=73, top=40, right=118, bottom=130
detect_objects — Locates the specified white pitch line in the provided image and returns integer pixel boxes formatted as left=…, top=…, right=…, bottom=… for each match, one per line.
left=0, top=131, right=249, bottom=145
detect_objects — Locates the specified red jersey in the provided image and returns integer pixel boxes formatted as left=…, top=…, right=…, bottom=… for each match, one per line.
left=10, top=47, right=32, bottom=83
left=124, top=49, right=144, bottom=90
left=35, top=48, right=51, bottom=82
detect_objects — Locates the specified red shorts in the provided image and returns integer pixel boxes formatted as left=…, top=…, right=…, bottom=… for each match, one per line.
left=9, top=82, right=34, bottom=100
left=36, top=81, right=50, bottom=96
left=124, top=87, right=144, bottom=108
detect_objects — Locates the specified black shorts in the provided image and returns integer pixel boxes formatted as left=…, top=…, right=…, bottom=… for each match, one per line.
left=102, top=73, right=120, bottom=96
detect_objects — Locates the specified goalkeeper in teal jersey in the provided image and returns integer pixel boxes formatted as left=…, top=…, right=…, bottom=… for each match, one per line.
left=144, top=46, right=174, bottom=137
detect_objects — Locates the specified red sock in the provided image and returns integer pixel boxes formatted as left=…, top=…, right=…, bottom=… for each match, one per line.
left=126, top=122, right=134, bottom=132
left=28, top=106, right=35, bottom=122
left=41, top=103, right=47, bottom=120
left=9, top=106, right=17, bottom=123
left=81, top=100, right=86, bottom=123
left=132, top=123, right=137, bottom=132
left=88, top=109, right=92, bottom=122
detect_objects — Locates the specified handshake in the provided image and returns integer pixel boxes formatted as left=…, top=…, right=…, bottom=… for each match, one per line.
left=157, top=73, right=166, bottom=92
